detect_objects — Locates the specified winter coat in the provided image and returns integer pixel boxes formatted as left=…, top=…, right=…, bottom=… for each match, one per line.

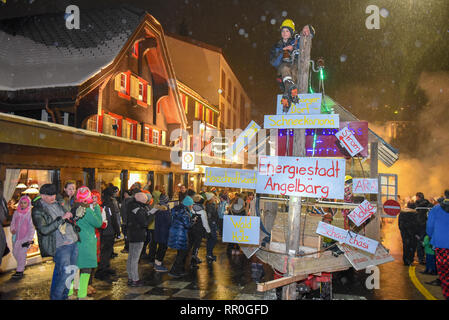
left=167, top=204, right=191, bottom=250
left=426, top=201, right=449, bottom=249
left=415, top=198, right=432, bottom=234
left=102, top=202, right=121, bottom=237
left=126, top=200, right=152, bottom=243
left=206, top=201, right=219, bottom=225
left=31, top=197, right=78, bottom=258
left=398, top=208, right=419, bottom=237
left=56, top=194, right=75, bottom=213
left=71, top=203, right=103, bottom=269
left=218, top=200, right=227, bottom=219
left=423, top=235, right=435, bottom=255
left=154, top=204, right=172, bottom=244
left=152, top=190, right=161, bottom=207
left=270, top=37, right=299, bottom=68
left=120, top=197, right=134, bottom=226
left=192, top=203, right=210, bottom=236
left=10, top=209, right=35, bottom=245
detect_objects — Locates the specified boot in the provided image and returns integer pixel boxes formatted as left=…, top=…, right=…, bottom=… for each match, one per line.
left=284, top=79, right=299, bottom=104
left=191, top=248, right=202, bottom=265
left=281, top=94, right=291, bottom=113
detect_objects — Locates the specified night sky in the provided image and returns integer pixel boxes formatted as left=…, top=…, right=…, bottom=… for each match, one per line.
left=1, top=0, right=449, bottom=125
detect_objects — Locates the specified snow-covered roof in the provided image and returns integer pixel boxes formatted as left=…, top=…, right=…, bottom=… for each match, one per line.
left=0, top=6, right=145, bottom=91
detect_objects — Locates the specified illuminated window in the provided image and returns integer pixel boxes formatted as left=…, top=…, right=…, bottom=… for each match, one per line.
left=120, top=73, right=127, bottom=94
left=138, top=82, right=144, bottom=101
left=144, top=126, right=151, bottom=143
left=161, top=131, right=166, bottom=145
left=86, top=115, right=98, bottom=132
left=152, top=130, right=159, bottom=145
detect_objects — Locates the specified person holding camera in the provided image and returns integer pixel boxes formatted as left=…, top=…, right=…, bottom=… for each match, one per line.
left=10, top=195, right=35, bottom=279
left=31, top=184, right=80, bottom=300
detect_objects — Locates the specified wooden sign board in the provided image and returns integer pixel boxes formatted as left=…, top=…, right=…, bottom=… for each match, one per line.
left=264, top=114, right=339, bottom=129
left=352, top=178, right=379, bottom=194
left=347, top=200, right=377, bottom=227
left=256, top=156, right=346, bottom=199
left=315, top=221, right=379, bottom=254
left=276, top=93, right=322, bottom=115
left=337, top=243, right=394, bottom=271
left=335, top=127, right=364, bottom=157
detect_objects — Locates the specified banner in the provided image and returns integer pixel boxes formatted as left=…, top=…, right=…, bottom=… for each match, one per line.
left=222, top=215, right=260, bottom=245
left=352, top=178, right=379, bottom=194
left=264, top=114, right=339, bottom=129
left=204, top=167, right=257, bottom=189
left=276, top=93, right=322, bottom=115
left=256, top=156, right=346, bottom=199
left=347, top=200, right=377, bottom=227
left=315, top=221, right=379, bottom=254
left=335, top=127, right=364, bottom=157
left=226, top=120, right=260, bottom=158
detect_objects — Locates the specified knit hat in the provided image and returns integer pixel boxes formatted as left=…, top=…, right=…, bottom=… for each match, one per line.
left=205, top=192, right=215, bottom=201
left=135, top=192, right=149, bottom=204
left=182, top=195, right=194, bottom=207
left=40, top=183, right=57, bottom=196
left=159, top=194, right=169, bottom=206
left=193, top=194, right=203, bottom=203
left=76, top=186, right=93, bottom=204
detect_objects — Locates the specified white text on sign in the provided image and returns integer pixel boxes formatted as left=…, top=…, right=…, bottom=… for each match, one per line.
left=347, top=200, right=377, bottom=227
left=256, top=156, right=346, bottom=199
left=352, top=178, right=379, bottom=194
left=334, top=127, right=364, bottom=157
left=315, top=221, right=379, bottom=254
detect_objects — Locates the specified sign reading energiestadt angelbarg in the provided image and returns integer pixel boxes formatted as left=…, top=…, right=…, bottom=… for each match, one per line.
left=256, top=156, right=346, bottom=199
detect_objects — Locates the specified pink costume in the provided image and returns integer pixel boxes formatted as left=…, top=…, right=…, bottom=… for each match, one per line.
left=10, top=196, right=35, bottom=272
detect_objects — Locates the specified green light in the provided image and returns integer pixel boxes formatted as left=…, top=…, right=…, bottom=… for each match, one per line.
left=312, top=131, right=318, bottom=156
left=309, top=86, right=314, bottom=93
left=319, top=68, right=325, bottom=80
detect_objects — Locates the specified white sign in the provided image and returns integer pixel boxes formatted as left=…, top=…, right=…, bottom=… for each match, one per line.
left=337, top=243, right=394, bottom=271
left=352, top=178, right=379, bottom=194
left=205, top=167, right=257, bottom=189
left=181, top=152, right=195, bottom=170
left=347, top=200, right=377, bottom=227
left=315, top=221, right=379, bottom=254
left=256, top=156, right=346, bottom=199
left=264, top=114, right=339, bottom=129
left=276, top=93, right=322, bottom=115
left=226, top=120, right=261, bottom=158
left=335, top=127, right=364, bottom=157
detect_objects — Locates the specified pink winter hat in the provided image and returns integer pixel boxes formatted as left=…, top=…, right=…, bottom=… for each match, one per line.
left=75, top=186, right=93, bottom=204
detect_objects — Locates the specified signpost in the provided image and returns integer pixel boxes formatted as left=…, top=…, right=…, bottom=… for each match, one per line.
left=315, top=221, right=379, bottom=254
left=276, top=93, right=322, bottom=115
left=382, top=199, right=401, bottom=217
left=222, top=215, right=261, bottom=245
left=204, top=167, right=257, bottom=189
left=347, top=200, right=377, bottom=227
left=256, top=155, right=346, bottom=199
left=335, top=127, right=364, bottom=157
left=352, top=178, right=379, bottom=194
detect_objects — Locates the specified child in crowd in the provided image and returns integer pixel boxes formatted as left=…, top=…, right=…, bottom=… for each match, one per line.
left=421, top=235, right=437, bottom=275
left=10, top=195, right=35, bottom=279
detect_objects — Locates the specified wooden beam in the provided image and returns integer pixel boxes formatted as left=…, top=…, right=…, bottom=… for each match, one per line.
left=257, top=274, right=309, bottom=292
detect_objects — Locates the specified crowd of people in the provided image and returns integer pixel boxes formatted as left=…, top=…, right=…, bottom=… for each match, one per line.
left=398, top=191, right=449, bottom=300
left=0, top=180, right=258, bottom=300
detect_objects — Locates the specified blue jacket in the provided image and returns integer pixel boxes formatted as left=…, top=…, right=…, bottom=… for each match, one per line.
left=270, top=37, right=300, bottom=68
left=154, top=204, right=172, bottom=244
left=167, top=204, right=191, bottom=250
left=426, top=201, right=449, bottom=249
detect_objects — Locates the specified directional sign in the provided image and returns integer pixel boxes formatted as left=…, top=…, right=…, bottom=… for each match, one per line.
left=334, top=127, right=364, bottom=157
left=347, top=200, right=377, bottom=227
left=383, top=199, right=401, bottom=216
left=276, top=93, right=322, bottom=115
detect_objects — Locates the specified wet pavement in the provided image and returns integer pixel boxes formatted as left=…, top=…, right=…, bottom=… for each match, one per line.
left=0, top=220, right=446, bottom=300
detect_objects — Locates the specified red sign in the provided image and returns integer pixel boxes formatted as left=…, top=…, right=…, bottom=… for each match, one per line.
left=335, top=127, right=364, bottom=157
left=383, top=199, right=401, bottom=216
left=347, top=200, right=377, bottom=227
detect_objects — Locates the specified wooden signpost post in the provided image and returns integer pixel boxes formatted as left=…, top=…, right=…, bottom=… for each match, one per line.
left=283, top=31, right=312, bottom=300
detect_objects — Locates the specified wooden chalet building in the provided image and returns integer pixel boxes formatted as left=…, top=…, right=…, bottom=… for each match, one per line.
left=0, top=6, right=196, bottom=201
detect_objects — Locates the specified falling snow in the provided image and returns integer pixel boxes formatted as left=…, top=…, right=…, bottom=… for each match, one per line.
left=379, top=8, right=389, bottom=18
left=340, top=54, right=347, bottom=62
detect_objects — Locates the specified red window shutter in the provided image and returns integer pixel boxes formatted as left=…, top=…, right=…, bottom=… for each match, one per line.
left=149, top=128, right=153, bottom=143
left=126, top=71, right=130, bottom=95
left=199, top=104, right=202, bottom=120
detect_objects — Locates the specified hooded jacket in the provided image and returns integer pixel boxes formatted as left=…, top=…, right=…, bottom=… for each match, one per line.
left=426, top=200, right=449, bottom=249
left=126, top=199, right=152, bottom=243
left=154, top=204, right=172, bottom=244
left=167, top=204, right=191, bottom=250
